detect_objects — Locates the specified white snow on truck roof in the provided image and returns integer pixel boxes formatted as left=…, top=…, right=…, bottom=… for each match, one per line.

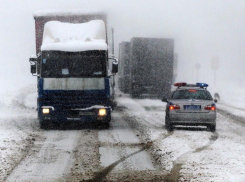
left=33, top=10, right=106, bottom=17
left=41, top=20, right=107, bottom=52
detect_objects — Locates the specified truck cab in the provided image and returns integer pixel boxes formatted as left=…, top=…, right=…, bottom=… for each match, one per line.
left=29, top=12, right=117, bottom=128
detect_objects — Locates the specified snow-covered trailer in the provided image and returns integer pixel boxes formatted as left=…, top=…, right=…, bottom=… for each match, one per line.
left=118, top=41, right=131, bottom=93
left=29, top=10, right=118, bottom=128
left=129, top=37, right=174, bottom=98
left=173, top=53, right=178, bottom=84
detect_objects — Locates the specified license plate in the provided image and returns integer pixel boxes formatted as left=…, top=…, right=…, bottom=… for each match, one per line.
left=184, top=105, right=201, bottom=110
left=79, top=112, right=94, bottom=116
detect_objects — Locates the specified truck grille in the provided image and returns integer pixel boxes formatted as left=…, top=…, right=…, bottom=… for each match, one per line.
left=41, top=92, right=107, bottom=108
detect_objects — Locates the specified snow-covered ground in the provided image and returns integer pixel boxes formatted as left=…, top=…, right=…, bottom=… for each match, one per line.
left=116, top=93, right=245, bottom=181
left=0, top=85, right=38, bottom=181
left=209, top=80, right=245, bottom=118
left=1, top=85, right=245, bottom=181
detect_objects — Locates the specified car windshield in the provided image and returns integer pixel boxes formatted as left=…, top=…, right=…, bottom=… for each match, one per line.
left=41, top=51, right=107, bottom=78
left=172, top=89, right=213, bottom=100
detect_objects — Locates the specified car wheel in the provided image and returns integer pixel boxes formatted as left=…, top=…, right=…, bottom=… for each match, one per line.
left=165, top=116, right=173, bottom=131
left=209, top=124, right=216, bottom=132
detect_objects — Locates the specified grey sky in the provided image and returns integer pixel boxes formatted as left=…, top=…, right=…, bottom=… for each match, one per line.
left=1, top=0, right=245, bottom=87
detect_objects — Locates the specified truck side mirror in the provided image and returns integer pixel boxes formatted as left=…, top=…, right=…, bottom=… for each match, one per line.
left=31, top=64, right=36, bottom=74
left=108, top=58, right=118, bottom=74
left=30, top=57, right=37, bottom=75
left=112, top=62, right=118, bottom=74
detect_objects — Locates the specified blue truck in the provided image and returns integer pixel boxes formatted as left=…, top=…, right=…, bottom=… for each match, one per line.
left=29, top=11, right=118, bottom=128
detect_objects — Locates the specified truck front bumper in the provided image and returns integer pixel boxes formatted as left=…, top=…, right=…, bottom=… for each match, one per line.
left=39, top=106, right=111, bottom=123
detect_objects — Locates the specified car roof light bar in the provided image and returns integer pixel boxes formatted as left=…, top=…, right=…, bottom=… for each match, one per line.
left=196, top=83, right=209, bottom=88
left=174, top=82, right=209, bottom=88
left=174, top=82, right=187, bottom=87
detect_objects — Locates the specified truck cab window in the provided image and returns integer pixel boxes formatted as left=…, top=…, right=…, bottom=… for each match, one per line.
left=41, top=51, right=107, bottom=78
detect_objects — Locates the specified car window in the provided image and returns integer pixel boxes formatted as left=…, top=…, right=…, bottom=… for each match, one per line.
left=172, top=90, right=213, bottom=100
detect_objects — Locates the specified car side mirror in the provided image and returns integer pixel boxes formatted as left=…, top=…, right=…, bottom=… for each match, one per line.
left=214, top=99, right=218, bottom=103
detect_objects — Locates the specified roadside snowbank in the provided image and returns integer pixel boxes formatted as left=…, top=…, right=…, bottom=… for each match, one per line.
left=0, top=85, right=38, bottom=181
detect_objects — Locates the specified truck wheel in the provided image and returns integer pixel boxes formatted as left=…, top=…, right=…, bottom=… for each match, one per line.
left=40, top=120, right=49, bottom=130
left=165, top=116, right=173, bottom=131
left=104, top=114, right=111, bottom=125
left=209, top=124, right=216, bottom=132
left=132, top=91, right=140, bottom=98
left=111, top=101, right=117, bottom=110
left=40, top=120, right=56, bottom=130
left=98, top=114, right=111, bottom=128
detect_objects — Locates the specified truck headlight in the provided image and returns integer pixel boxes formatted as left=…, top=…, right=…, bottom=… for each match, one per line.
left=42, top=108, right=50, bottom=114
left=99, top=109, right=106, bottom=116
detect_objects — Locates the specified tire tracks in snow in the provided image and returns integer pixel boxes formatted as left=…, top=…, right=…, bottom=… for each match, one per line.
left=218, top=108, right=245, bottom=128
left=118, top=104, right=219, bottom=181
left=89, top=107, right=172, bottom=181
left=92, top=141, right=153, bottom=182
left=91, top=133, right=172, bottom=182
left=118, top=106, right=174, bottom=169
left=163, top=132, right=219, bottom=182
left=6, top=130, right=80, bottom=182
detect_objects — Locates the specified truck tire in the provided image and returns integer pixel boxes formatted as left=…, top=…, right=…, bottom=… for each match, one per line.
left=105, top=114, right=111, bottom=124
left=40, top=120, right=49, bottom=130
left=131, top=90, right=141, bottom=98
left=131, top=92, right=138, bottom=98
left=40, top=120, right=56, bottom=130
left=97, top=114, right=111, bottom=128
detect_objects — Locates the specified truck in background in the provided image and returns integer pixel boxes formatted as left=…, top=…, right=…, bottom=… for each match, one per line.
left=118, top=37, right=174, bottom=98
left=173, top=53, right=178, bottom=84
left=118, top=41, right=131, bottom=94
left=29, top=11, right=118, bottom=128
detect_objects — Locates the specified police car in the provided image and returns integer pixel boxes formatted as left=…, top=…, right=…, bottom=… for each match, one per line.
left=162, top=82, right=217, bottom=132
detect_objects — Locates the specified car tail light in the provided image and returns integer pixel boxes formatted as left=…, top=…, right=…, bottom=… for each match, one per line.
left=169, top=104, right=180, bottom=110
left=188, top=90, right=197, bottom=92
left=204, top=105, right=216, bottom=111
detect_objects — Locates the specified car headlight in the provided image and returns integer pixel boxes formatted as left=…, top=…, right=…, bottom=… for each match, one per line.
left=42, top=108, right=50, bottom=114
left=98, top=109, right=106, bottom=116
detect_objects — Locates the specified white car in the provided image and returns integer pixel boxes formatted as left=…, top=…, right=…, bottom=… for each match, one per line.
left=162, top=83, right=217, bottom=132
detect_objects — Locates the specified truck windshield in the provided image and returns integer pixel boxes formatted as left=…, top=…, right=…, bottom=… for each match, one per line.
left=41, top=51, right=107, bottom=78
left=172, top=90, right=213, bottom=100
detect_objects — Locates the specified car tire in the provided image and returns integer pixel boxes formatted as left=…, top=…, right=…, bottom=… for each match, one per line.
left=209, top=124, right=216, bottom=132
left=165, top=116, right=173, bottom=131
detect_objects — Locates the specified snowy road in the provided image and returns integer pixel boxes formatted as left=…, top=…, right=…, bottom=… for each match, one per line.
left=1, top=88, right=245, bottom=181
